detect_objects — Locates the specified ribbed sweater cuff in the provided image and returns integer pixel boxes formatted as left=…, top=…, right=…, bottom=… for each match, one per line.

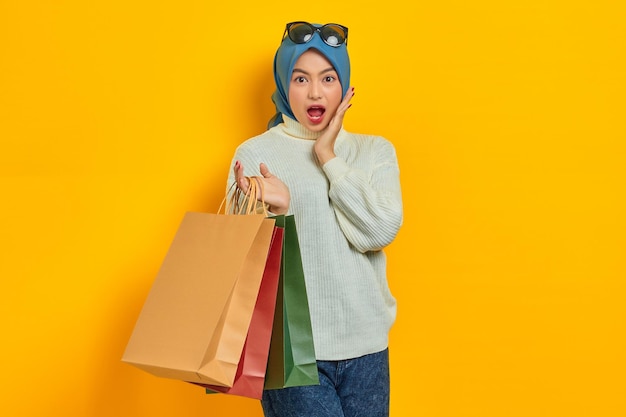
left=322, top=156, right=350, bottom=183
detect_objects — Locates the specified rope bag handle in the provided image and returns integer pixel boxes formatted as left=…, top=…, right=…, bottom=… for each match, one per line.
left=218, top=176, right=268, bottom=216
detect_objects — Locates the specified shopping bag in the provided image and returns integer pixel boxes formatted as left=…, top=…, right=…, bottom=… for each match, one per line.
left=264, top=214, right=319, bottom=389
left=194, top=225, right=284, bottom=399
left=122, top=190, right=276, bottom=386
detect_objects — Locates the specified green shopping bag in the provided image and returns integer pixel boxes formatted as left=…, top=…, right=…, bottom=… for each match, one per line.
left=264, top=215, right=319, bottom=389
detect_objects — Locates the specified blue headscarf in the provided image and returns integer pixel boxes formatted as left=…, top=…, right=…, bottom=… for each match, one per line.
left=268, top=24, right=351, bottom=128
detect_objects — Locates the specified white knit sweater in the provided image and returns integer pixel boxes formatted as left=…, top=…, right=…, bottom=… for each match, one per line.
left=227, top=116, right=403, bottom=360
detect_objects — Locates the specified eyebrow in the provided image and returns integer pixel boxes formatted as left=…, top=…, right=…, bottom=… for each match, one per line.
left=292, top=67, right=336, bottom=76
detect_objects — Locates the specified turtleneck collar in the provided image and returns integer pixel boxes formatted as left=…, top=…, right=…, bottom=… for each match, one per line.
left=276, top=115, right=344, bottom=141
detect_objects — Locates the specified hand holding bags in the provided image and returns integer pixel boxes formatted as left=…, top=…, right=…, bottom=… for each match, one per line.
left=122, top=177, right=319, bottom=398
left=122, top=181, right=276, bottom=387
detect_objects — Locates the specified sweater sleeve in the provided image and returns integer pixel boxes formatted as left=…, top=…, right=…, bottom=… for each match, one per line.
left=322, top=137, right=403, bottom=253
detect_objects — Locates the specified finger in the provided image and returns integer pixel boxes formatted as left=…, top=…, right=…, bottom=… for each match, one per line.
left=260, top=162, right=272, bottom=178
left=238, top=176, right=249, bottom=191
left=333, top=88, right=354, bottom=120
left=341, top=86, right=354, bottom=107
left=234, top=160, right=244, bottom=180
left=342, top=87, right=355, bottom=109
left=234, top=161, right=249, bottom=190
left=337, top=102, right=352, bottom=118
left=346, top=86, right=355, bottom=101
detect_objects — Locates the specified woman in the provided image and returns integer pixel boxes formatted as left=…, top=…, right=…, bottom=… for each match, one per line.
left=229, top=21, right=403, bottom=417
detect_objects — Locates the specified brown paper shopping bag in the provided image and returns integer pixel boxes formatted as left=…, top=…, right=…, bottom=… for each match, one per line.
left=122, top=208, right=276, bottom=386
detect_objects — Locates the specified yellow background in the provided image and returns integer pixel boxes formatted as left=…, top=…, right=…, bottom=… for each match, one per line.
left=1, top=1, right=624, bottom=416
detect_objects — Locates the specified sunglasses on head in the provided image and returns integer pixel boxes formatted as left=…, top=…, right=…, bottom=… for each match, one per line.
left=283, top=21, right=348, bottom=47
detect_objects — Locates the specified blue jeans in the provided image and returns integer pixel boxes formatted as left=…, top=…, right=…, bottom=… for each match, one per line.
left=261, top=349, right=390, bottom=417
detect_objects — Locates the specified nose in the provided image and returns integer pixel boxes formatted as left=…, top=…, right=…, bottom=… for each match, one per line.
left=308, top=82, right=322, bottom=99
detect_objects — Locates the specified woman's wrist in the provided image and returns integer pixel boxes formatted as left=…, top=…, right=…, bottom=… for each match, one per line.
left=269, top=206, right=289, bottom=215
left=268, top=200, right=289, bottom=215
left=314, top=144, right=336, bottom=165
left=268, top=195, right=290, bottom=215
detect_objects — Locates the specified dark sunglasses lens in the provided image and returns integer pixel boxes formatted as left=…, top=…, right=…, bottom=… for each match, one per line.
left=288, top=23, right=314, bottom=43
left=320, top=25, right=346, bottom=46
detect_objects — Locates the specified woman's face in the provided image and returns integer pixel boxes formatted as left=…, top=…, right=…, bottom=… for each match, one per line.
left=288, top=49, right=343, bottom=133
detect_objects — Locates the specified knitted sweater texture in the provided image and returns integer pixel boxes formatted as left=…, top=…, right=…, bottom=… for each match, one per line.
left=228, top=116, right=403, bottom=360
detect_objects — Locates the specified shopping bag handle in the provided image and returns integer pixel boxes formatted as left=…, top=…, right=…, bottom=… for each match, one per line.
left=219, top=176, right=268, bottom=216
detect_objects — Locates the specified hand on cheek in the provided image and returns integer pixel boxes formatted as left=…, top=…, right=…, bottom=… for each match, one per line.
left=314, top=86, right=354, bottom=165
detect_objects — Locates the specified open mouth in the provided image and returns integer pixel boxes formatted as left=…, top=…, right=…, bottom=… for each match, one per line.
left=307, top=106, right=326, bottom=123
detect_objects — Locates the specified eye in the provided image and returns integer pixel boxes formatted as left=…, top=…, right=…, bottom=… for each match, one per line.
left=323, top=75, right=336, bottom=83
left=293, top=76, right=307, bottom=84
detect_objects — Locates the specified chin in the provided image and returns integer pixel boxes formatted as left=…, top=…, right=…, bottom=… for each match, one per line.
left=305, top=123, right=328, bottom=132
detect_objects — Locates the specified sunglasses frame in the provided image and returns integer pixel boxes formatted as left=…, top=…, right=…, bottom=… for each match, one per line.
left=283, top=21, right=349, bottom=47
